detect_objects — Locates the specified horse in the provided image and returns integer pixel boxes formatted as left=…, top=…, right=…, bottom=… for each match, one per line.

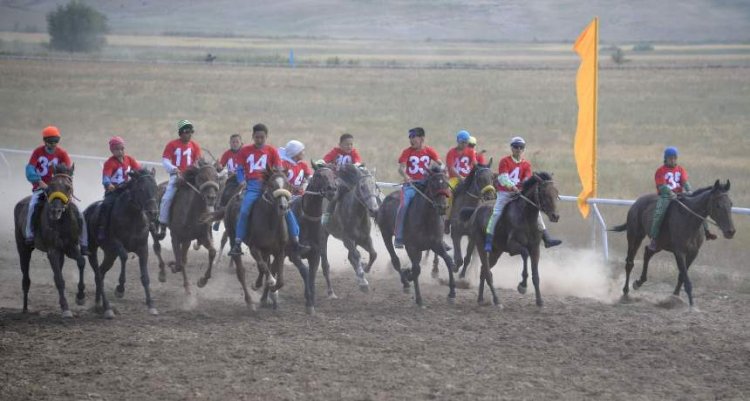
left=462, top=172, right=560, bottom=308
left=321, top=164, right=380, bottom=294
left=214, top=171, right=293, bottom=310
left=376, top=167, right=455, bottom=306
left=84, top=168, right=159, bottom=318
left=287, top=164, right=337, bottom=314
left=151, top=162, right=220, bottom=294
left=610, top=180, right=735, bottom=307
left=13, top=164, right=86, bottom=318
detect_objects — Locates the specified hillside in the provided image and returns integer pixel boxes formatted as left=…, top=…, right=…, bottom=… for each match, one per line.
left=1, top=0, right=749, bottom=43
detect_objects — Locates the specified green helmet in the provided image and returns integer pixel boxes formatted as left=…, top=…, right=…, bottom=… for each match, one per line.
left=177, top=119, right=193, bottom=133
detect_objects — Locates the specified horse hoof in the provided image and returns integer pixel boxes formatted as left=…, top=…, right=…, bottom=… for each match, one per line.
left=633, top=281, right=642, bottom=290
left=267, top=276, right=277, bottom=288
left=61, top=310, right=74, bottom=319
left=689, top=305, right=701, bottom=313
left=359, top=284, right=370, bottom=293
left=249, top=303, right=257, bottom=312
left=148, top=307, right=159, bottom=316
left=306, top=306, right=315, bottom=315
left=447, top=296, right=456, bottom=305
left=158, top=261, right=165, bottom=269
left=76, top=297, right=86, bottom=306
left=402, top=286, right=411, bottom=294
left=327, top=292, right=338, bottom=300
left=104, top=309, right=115, bottom=319
left=197, top=277, right=208, bottom=288
left=517, top=283, right=527, bottom=295
left=536, top=299, right=544, bottom=308
left=193, top=242, right=200, bottom=251
left=620, top=294, right=631, bottom=304
left=115, top=288, right=125, bottom=299
left=458, top=272, right=466, bottom=279
left=158, top=271, right=166, bottom=283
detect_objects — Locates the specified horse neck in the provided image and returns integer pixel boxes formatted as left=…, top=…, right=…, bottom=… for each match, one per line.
left=302, top=192, right=324, bottom=215
left=675, top=190, right=712, bottom=231
left=413, top=191, right=443, bottom=228
left=517, top=188, right=541, bottom=222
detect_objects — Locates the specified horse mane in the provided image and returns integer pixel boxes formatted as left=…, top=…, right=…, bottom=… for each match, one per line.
left=522, top=171, right=552, bottom=192
left=337, top=163, right=361, bottom=186
left=686, top=185, right=713, bottom=197
left=52, top=163, right=73, bottom=176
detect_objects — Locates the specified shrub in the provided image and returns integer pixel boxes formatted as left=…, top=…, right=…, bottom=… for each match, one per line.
left=47, top=1, right=109, bottom=52
left=633, top=42, right=655, bottom=52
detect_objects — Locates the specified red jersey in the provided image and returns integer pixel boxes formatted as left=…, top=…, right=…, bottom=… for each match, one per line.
left=236, top=144, right=282, bottom=181
left=476, top=152, right=487, bottom=165
left=497, top=156, right=532, bottom=192
left=283, top=160, right=312, bottom=195
left=219, top=149, right=242, bottom=173
left=445, top=147, right=477, bottom=178
left=655, top=165, right=689, bottom=193
left=162, top=139, right=202, bottom=173
left=398, top=146, right=441, bottom=181
left=323, top=147, right=362, bottom=167
left=28, top=145, right=72, bottom=190
left=103, top=155, right=141, bottom=187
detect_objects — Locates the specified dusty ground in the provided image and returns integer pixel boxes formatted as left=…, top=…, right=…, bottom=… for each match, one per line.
left=1, top=231, right=748, bottom=401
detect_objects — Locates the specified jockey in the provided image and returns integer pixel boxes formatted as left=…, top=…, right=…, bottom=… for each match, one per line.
left=394, top=127, right=443, bottom=248
left=228, top=124, right=311, bottom=256
left=321, top=133, right=362, bottom=226
left=97, top=136, right=142, bottom=242
left=214, top=133, right=244, bottom=230
left=446, top=130, right=477, bottom=189
left=468, top=136, right=488, bottom=165
left=647, top=146, right=715, bottom=251
left=24, top=126, right=88, bottom=255
left=158, top=120, right=203, bottom=237
left=280, top=140, right=312, bottom=197
left=484, top=136, right=561, bottom=252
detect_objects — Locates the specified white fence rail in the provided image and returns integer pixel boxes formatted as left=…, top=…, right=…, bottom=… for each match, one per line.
left=2, top=147, right=748, bottom=261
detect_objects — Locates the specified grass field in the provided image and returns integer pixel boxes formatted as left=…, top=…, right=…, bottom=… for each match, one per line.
left=0, top=48, right=748, bottom=272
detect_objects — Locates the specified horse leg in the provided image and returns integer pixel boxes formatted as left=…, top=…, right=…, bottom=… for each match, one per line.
left=430, top=251, right=439, bottom=279
left=674, top=250, right=699, bottom=296
left=47, top=251, right=72, bottom=318
left=344, top=238, right=368, bottom=292
left=134, top=243, right=157, bottom=316
left=634, top=244, right=656, bottom=290
left=621, top=234, right=643, bottom=299
left=530, top=245, right=543, bottom=307
left=197, top=236, right=217, bottom=288
left=516, top=248, right=529, bottom=294
left=289, top=251, right=313, bottom=313
left=219, top=231, right=229, bottom=266
left=459, top=237, right=476, bottom=279
left=97, top=252, right=117, bottom=319
left=405, top=247, right=424, bottom=307
left=75, top=248, right=87, bottom=306
left=476, top=247, right=491, bottom=305
left=451, top=231, right=464, bottom=274
left=269, top=252, right=285, bottom=310
left=361, top=236, right=378, bottom=274
left=87, top=247, right=102, bottom=306
left=232, top=254, right=255, bottom=311
left=18, top=245, right=32, bottom=313
left=115, top=243, right=128, bottom=299
left=434, top=242, right=457, bottom=303
left=319, top=232, right=337, bottom=298
left=674, top=252, right=695, bottom=307
left=178, top=240, right=191, bottom=295
left=152, top=232, right=167, bottom=283
left=381, top=227, right=408, bottom=292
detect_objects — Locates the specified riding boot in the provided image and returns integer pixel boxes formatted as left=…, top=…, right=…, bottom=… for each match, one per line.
left=156, top=223, right=167, bottom=240
left=646, top=238, right=658, bottom=252
left=542, top=230, right=562, bottom=248
left=80, top=244, right=89, bottom=257
left=394, top=237, right=404, bottom=249
left=705, top=229, right=717, bottom=241
left=228, top=240, right=243, bottom=256
left=290, top=236, right=312, bottom=257
left=484, top=234, right=493, bottom=252
left=443, top=219, right=451, bottom=235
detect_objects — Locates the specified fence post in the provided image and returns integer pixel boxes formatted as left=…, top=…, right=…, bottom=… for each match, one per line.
left=0, top=150, right=11, bottom=179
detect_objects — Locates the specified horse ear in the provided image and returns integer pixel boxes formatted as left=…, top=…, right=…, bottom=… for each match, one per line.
left=488, top=157, right=493, bottom=168
left=311, top=159, right=318, bottom=171
left=69, top=163, right=75, bottom=176
left=713, top=179, right=721, bottom=191
left=150, top=167, right=156, bottom=176
left=724, top=180, right=731, bottom=191
left=128, top=170, right=136, bottom=178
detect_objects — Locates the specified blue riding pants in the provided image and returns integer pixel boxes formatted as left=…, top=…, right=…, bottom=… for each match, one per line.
left=235, top=180, right=300, bottom=241
left=394, top=183, right=418, bottom=241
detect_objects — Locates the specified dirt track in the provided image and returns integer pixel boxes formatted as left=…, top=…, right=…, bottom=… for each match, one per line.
left=1, top=233, right=749, bottom=401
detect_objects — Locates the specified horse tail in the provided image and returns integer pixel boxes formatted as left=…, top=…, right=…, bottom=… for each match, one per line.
left=608, top=223, right=627, bottom=232
left=201, top=208, right=226, bottom=224
left=459, top=207, right=475, bottom=222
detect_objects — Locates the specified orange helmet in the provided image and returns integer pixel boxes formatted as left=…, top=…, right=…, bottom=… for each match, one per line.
left=42, top=126, right=61, bottom=139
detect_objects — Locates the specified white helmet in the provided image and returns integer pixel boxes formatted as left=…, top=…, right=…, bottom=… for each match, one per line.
left=282, top=140, right=305, bottom=158
left=510, top=136, right=526, bottom=147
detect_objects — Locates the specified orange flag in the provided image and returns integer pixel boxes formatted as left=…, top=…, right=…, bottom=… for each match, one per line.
left=573, top=17, right=598, bottom=218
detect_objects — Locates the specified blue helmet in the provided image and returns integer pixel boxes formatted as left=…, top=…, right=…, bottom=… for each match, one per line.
left=664, top=146, right=678, bottom=159
left=456, top=130, right=471, bottom=143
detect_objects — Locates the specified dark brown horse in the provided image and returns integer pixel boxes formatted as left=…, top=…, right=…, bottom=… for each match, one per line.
left=84, top=168, right=159, bottom=318
left=462, top=172, right=560, bottom=308
left=152, top=162, right=220, bottom=294
left=287, top=164, right=337, bottom=314
left=610, top=180, right=735, bottom=307
left=376, top=167, right=455, bottom=306
left=321, top=164, right=380, bottom=294
left=13, top=164, right=86, bottom=317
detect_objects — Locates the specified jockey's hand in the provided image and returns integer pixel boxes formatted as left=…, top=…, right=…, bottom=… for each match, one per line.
left=668, top=191, right=677, bottom=200
left=37, top=181, right=48, bottom=190
left=106, top=184, right=115, bottom=192
left=511, top=186, right=521, bottom=193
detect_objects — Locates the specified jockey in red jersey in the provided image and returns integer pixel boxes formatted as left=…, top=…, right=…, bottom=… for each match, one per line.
left=213, top=133, right=244, bottom=230
left=157, top=120, right=203, bottom=237
left=24, top=126, right=88, bottom=254
left=467, top=136, right=488, bottom=165
left=446, top=130, right=477, bottom=187
left=280, top=140, right=312, bottom=197
left=484, top=136, right=561, bottom=252
left=97, top=136, right=143, bottom=242
left=321, top=133, right=363, bottom=226
left=228, top=124, right=310, bottom=256
left=394, top=127, right=443, bottom=248
left=647, top=146, right=715, bottom=251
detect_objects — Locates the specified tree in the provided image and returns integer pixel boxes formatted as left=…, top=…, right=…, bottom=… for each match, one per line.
left=611, top=46, right=627, bottom=65
left=47, top=1, right=109, bottom=52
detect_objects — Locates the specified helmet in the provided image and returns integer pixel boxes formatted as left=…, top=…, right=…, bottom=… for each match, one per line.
left=283, top=140, right=305, bottom=158
left=664, top=146, right=678, bottom=159
left=510, top=136, right=526, bottom=147
left=42, top=126, right=61, bottom=139
left=467, top=136, right=477, bottom=146
left=109, top=136, right=125, bottom=150
left=177, top=120, right=193, bottom=133
left=456, top=130, right=470, bottom=143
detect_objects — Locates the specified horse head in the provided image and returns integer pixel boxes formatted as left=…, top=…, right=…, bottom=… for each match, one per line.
left=424, top=166, right=451, bottom=215
left=47, top=163, right=75, bottom=221
left=473, top=163, right=497, bottom=200
left=309, top=163, right=337, bottom=200
left=188, top=162, right=220, bottom=212
left=707, top=180, right=735, bottom=239
left=127, top=168, right=159, bottom=222
left=264, top=170, right=292, bottom=216
left=339, top=164, right=380, bottom=217
left=523, top=171, right=560, bottom=223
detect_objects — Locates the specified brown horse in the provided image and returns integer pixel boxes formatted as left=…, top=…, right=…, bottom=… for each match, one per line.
left=321, top=164, right=380, bottom=294
left=376, top=167, right=455, bottom=306
left=610, top=180, right=735, bottom=307
left=462, top=172, right=560, bottom=308
left=13, top=164, right=86, bottom=317
left=152, top=162, right=220, bottom=294
left=84, top=168, right=159, bottom=318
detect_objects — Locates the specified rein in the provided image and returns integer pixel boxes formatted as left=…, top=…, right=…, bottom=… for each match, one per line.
left=674, top=198, right=720, bottom=228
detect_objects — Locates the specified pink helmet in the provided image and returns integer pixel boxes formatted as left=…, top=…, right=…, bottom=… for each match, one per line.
left=109, top=136, right=125, bottom=151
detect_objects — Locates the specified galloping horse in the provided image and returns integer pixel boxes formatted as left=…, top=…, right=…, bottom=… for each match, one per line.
left=462, top=172, right=560, bottom=308
left=13, top=164, right=86, bottom=317
left=610, top=180, right=735, bottom=307
left=152, top=162, right=220, bottom=294
left=84, top=168, right=159, bottom=318
left=377, top=167, right=455, bottom=306
left=217, top=171, right=293, bottom=310
left=321, top=164, right=380, bottom=294
left=287, top=164, right=337, bottom=314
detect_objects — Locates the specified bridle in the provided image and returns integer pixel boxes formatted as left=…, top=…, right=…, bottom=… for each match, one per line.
left=463, top=166, right=495, bottom=200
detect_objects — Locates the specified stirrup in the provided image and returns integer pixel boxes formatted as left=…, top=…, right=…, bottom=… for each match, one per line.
left=646, top=238, right=658, bottom=252
left=394, top=238, right=404, bottom=249
left=228, top=243, right=243, bottom=256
